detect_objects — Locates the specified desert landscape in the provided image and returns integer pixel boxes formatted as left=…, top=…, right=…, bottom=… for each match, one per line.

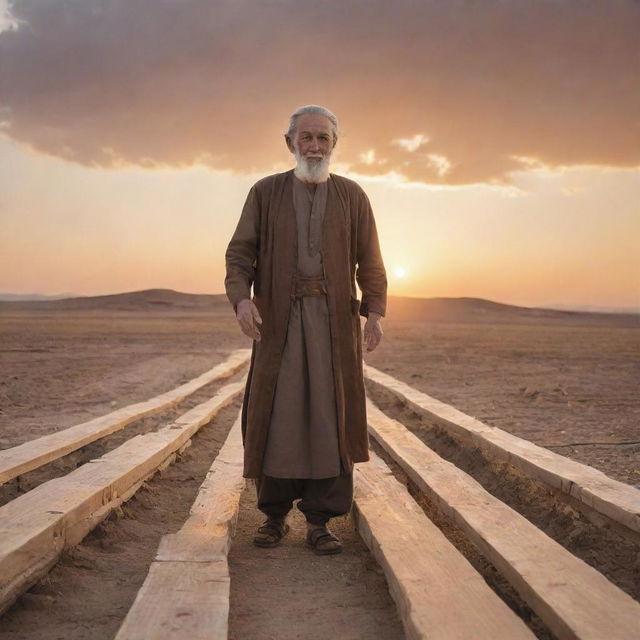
left=0, top=289, right=638, bottom=639
left=2, top=1, right=638, bottom=636
left=2, top=289, right=638, bottom=483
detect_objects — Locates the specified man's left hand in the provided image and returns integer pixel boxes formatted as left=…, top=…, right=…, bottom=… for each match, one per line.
left=363, top=312, right=383, bottom=352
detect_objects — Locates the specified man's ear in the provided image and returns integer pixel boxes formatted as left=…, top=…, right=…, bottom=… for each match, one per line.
left=284, top=135, right=295, bottom=153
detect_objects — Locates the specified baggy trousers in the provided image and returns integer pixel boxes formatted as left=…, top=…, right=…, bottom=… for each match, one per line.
left=255, top=470, right=354, bottom=526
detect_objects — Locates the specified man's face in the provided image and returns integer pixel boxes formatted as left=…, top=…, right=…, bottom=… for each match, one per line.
left=286, top=113, right=336, bottom=183
left=286, top=113, right=335, bottom=163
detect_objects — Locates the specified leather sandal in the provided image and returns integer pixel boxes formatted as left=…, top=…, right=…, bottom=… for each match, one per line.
left=253, top=518, right=290, bottom=548
left=305, top=526, right=343, bottom=555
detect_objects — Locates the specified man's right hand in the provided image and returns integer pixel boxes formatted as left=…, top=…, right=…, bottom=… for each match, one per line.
left=236, top=298, right=262, bottom=342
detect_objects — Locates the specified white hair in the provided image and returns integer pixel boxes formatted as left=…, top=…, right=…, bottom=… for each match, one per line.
left=286, top=104, right=339, bottom=143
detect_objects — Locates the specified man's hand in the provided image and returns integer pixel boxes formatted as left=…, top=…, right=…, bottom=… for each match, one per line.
left=363, top=312, right=383, bottom=352
left=236, top=298, right=262, bottom=342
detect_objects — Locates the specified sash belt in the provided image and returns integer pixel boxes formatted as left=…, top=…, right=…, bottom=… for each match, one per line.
left=293, top=275, right=328, bottom=298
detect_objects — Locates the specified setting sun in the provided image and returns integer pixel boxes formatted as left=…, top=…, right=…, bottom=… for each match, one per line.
left=394, top=266, right=407, bottom=279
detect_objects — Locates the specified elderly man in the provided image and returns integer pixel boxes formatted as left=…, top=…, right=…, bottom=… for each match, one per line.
left=225, top=105, right=387, bottom=555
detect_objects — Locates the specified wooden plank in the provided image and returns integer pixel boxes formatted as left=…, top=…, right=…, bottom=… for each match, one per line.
left=113, top=561, right=230, bottom=640
left=0, top=380, right=245, bottom=616
left=353, top=449, right=536, bottom=640
left=115, top=413, right=245, bottom=639
left=0, top=348, right=250, bottom=485
left=366, top=398, right=640, bottom=640
left=364, top=364, right=640, bottom=536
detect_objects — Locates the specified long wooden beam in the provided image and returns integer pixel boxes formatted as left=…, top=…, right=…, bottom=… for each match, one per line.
left=115, top=411, right=245, bottom=640
left=0, top=380, right=245, bottom=616
left=366, top=398, right=640, bottom=640
left=0, top=349, right=250, bottom=485
left=364, top=364, right=640, bottom=536
left=353, top=448, right=536, bottom=640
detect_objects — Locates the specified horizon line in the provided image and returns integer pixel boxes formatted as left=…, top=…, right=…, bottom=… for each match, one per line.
left=1, top=288, right=638, bottom=315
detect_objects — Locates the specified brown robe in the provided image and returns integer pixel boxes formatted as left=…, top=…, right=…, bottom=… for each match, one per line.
left=225, top=169, right=387, bottom=479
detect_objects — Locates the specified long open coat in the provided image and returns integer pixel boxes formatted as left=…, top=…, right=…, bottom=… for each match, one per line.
left=225, top=169, right=387, bottom=478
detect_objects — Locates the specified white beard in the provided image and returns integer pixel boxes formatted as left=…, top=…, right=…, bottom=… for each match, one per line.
left=293, top=146, right=332, bottom=183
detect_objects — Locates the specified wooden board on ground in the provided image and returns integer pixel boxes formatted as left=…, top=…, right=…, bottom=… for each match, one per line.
left=115, top=412, right=245, bottom=640
left=366, top=398, right=640, bottom=640
left=352, top=448, right=537, bottom=640
left=364, top=364, right=640, bottom=537
left=0, top=349, right=250, bottom=485
left=0, top=380, right=245, bottom=616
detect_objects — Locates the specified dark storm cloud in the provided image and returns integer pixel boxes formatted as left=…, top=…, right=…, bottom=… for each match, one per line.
left=1, top=0, right=638, bottom=184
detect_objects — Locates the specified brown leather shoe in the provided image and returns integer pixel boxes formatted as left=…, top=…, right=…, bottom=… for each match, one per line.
left=253, top=518, right=290, bottom=548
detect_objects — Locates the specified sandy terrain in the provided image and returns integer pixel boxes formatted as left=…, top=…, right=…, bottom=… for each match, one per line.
left=0, top=289, right=638, bottom=638
left=2, top=291, right=637, bottom=484
left=365, top=319, right=640, bottom=486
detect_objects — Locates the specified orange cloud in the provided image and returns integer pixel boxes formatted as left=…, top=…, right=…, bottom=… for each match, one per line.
left=1, top=0, right=638, bottom=185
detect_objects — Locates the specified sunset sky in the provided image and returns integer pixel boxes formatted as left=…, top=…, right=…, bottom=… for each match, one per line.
left=1, top=0, right=638, bottom=311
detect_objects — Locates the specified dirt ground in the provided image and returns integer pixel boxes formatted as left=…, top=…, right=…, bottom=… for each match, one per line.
left=364, top=320, right=640, bottom=486
left=2, top=303, right=638, bottom=484
left=0, top=297, right=638, bottom=638
left=228, top=482, right=404, bottom=640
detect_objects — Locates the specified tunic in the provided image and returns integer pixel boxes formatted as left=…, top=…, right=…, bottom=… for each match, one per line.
left=262, top=175, right=342, bottom=479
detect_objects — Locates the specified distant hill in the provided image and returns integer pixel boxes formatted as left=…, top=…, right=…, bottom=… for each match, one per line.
left=541, top=302, right=640, bottom=314
left=0, top=289, right=637, bottom=327
left=0, top=288, right=229, bottom=311
left=386, top=295, right=639, bottom=328
left=0, top=292, right=82, bottom=301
